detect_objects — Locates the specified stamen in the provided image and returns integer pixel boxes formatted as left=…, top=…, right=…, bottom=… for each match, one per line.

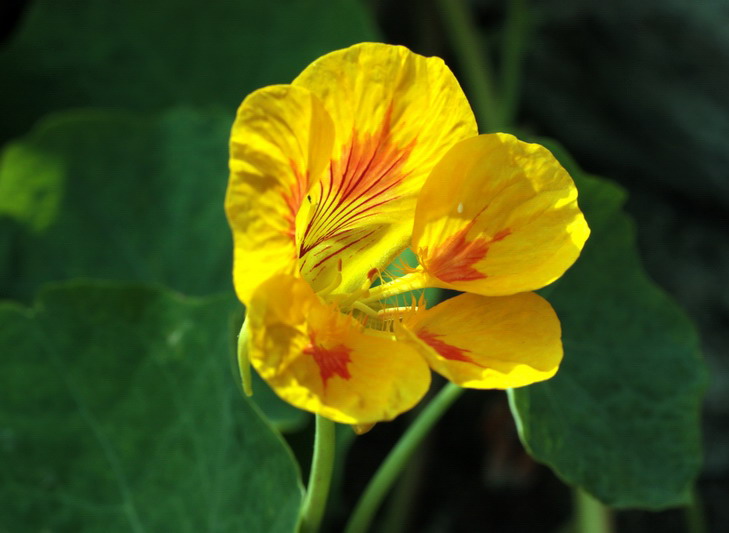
left=336, top=286, right=371, bottom=310
left=361, top=267, right=381, bottom=292
left=376, top=306, right=419, bottom=316
left=317, top=258, right=343, bottom=298
left=352, top=301, right=380, bottom=319
left=359, top=270, right=429, bottom=305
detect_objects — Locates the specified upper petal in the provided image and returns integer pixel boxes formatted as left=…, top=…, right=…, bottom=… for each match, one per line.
left=413, top=133, right=590, bottom=295
left=247, top=273, right=432, bottom=424
left=292, top=43, right=478, bottom=294
left=226, top=84, right=335, bottom=305
left=397, top=292, right=562, bottom=389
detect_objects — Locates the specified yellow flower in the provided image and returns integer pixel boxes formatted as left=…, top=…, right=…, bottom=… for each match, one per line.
left=226, top=43, right=590, bottom=424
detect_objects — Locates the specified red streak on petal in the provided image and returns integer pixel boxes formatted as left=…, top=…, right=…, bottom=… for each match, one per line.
left=417, top=328, right=482, bottom=366
left=283, top=160, right=310, bottom=244
left=303, top=341, right=352, bottom=387
left=492, top=228, right=511, bottom=242
left=310, top=227, right=378, bottom=272
left=299, top=103, right=416, bottom=267
left=424, top=227, right=489, bottom=283
left=424, top=227, right=511, bottom=283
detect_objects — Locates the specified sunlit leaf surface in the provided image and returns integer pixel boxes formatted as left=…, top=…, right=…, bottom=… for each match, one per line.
left=0, top=109, right=232, bottom=299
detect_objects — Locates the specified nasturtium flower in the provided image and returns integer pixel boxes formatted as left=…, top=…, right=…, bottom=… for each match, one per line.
left=226, top=43, right=590, bottom=425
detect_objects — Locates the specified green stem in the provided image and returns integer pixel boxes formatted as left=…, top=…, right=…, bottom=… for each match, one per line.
left=237, top=316, right=253, bottom=396
left=498, top=0, right=529, bottom=129
left=436, top=0, right=502, bottom=132
left=299, top=416, right=337, bottom=533
left=573, top=488, right=613, bottom=533
left=344, top=383, right=464, bottom=533
left=685, top=487, right=707, bottom=533
left=379, top=442, right=427, bottom=533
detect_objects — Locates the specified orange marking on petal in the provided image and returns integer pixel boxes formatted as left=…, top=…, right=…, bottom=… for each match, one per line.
left=423, top=226, right=489, bottom=282
left=283, top=160, right=310, bottom=242
left=423, top=227, right=511, bottom=283
left=303, top=339, right=352, bottom=386
left=491, top=228, right=511, bottom=242
left=299, top=104, right=417, bottom=265
left=417, top=329, right=483, bottom=366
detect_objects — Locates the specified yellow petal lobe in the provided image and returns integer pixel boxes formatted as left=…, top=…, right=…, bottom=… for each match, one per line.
left=398, top=292, right=562, bottom=389
left=292, top=42, right=478, bottom=294
left=226, top=84, right=334, bottom=305
left=247, top=274, right=431, bottom=424
left=413, top=134, right=590, bottom=296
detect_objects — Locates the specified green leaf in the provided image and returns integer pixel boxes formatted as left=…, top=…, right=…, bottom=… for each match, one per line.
left=509, top=140, right=707, bottom=509
left=0, top=106, right=310, bottom=432
left=0, top=281, right=302, bottom=531
left=0, top=108, right=232, bottom=299
left=0, top=0, right=379, bottom=142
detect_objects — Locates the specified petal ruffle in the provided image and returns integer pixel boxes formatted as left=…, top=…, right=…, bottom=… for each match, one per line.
left=247, top=273, right=431, bottom=424
left=292, top=43, right=478, bottom=294
left=226, top=84, right=334, bottom=304
left=397, top=292, right=562, bottom=389
left=413, top=134, right=590, bottom=296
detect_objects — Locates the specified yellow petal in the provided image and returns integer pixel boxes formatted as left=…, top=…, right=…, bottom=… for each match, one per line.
left=413, top=134, right=590, bottom=295
left=247, top=273, right=431, bottom=424
left=292, top=42, right=478, bottom=294
left=226, top=84, right=334, bottom=305
left=397, top=292, right=562, bottom=388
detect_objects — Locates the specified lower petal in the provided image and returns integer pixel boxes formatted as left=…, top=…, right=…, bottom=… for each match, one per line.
left=397, top=292, right=562, bottom=389
left=247, top=274, right=431, bottom=424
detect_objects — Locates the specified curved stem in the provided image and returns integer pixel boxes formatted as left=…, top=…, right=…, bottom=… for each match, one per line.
left=379, top=444, right=427, bottom=533
left=436, top=0, right=502, bottom=132
left=499, top=0, right=529, bottom=130
left=574, top=488, right=614, bottom=533
left=344, top=383, right=464, bottom=533
left=685, top=487, right=707, bottom=533
left=299, top=416, right=337, bottom=533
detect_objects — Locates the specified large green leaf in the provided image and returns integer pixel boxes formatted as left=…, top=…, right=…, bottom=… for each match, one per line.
left=0, top=0, right=379, bottom=142
left=0, top=281, right=302, bottom=531
left=0, top=107, right=312, bottom=432
left=0, top=108, right=232, bottom=299
left=509, top=141, right=707, bottom=509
